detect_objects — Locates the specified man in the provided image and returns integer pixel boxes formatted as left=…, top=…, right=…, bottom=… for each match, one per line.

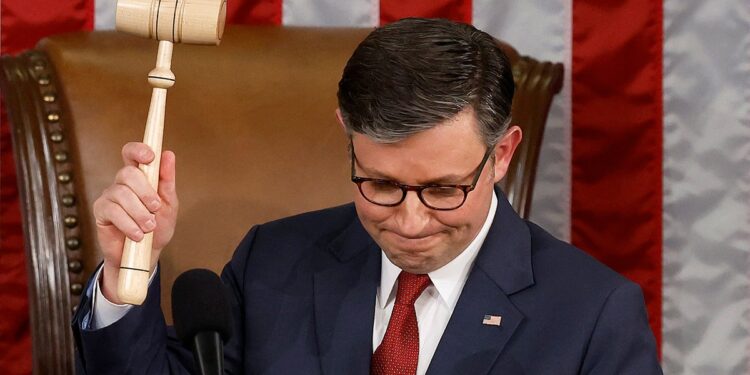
left=72, top=18, right=662, bottom=374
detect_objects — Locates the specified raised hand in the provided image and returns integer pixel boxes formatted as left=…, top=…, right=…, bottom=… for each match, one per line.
left=92, top=142, right=179, bottom=304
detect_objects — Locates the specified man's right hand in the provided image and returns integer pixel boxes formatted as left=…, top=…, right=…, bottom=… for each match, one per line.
left=92, top=142, right=179, bottom=304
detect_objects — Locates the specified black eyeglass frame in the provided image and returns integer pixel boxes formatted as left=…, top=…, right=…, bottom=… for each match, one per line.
left=350, top=144, right=494, bottom=211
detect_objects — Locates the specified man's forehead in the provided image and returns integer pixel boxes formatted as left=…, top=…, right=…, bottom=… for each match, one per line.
left=351, top=133, right=486, bottom=184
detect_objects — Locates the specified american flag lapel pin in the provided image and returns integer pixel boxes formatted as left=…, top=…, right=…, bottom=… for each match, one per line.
left=482, top=314, right=502, bottom=327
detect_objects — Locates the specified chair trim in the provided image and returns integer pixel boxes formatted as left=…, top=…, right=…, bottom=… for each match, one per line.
left=1, top=50, right=84, bottom=374
left=495, top=40, right=564, bottom=218
left=507, top=56, right=564, bottom=218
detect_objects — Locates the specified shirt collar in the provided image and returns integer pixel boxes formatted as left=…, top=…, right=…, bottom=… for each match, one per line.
left=378, top=191, right=499, bottom=309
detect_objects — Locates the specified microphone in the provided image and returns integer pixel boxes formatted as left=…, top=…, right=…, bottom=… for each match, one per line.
left=171, top=269, right=233, bottom=375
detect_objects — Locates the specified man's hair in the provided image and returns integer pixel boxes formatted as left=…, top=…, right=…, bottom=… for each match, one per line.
left=337, top=18, right=515, bottom=147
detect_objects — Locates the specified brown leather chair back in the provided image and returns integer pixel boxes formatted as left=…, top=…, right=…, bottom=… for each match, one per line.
left=1, top=25, right=562, bottom=374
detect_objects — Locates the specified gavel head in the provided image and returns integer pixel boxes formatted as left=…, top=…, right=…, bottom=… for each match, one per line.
left=116, top=0, right=227, bottom=45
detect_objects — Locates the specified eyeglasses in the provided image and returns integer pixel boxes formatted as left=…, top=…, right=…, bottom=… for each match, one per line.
left=350, top=144, right=493, bottom=211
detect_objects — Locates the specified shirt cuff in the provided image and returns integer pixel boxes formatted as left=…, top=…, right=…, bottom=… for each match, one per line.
left=91, top=264, right=158, bottom=329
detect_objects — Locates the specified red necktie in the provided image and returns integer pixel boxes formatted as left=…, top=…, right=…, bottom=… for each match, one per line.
left=371, top=271, right=432, bottom=375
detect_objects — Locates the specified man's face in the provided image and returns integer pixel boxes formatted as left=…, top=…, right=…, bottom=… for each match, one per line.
left=346, top=108, right=521, bottom=274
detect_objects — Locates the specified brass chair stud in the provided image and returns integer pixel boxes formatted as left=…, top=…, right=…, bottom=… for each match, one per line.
left=54, top=151, right=68, bottom=162
left=65, top=237, right=81, bottom=250
left=70, top=283, right=83, bottom=295
left=63, top=215, right=78, bottom=228
left=68, top=260, right=83, bottom=273
left=57, top=173, right=72, bottom=183
left=50, top=132, right=63, bottom=143
left=61, top=194, right=76, bottom=207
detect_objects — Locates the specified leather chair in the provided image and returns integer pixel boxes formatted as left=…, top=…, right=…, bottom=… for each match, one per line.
left=0, top=25, right=563, bottom=374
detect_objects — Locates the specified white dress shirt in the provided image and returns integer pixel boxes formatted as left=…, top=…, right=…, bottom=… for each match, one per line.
left=373, top=191, right=497, bottom=375
left=90, top=266, right=156, bottom=329
left=92, top=192, right=498, bottom=373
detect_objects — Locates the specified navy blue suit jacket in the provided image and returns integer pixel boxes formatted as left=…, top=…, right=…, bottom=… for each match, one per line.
left=72, top=192, right=662, bottom=374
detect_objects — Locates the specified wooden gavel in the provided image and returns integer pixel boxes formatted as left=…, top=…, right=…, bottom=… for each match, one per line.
left=115, top=0, right=226, bottom=305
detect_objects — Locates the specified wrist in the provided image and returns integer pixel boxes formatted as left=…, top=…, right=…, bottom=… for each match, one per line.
left=101, top=262, right=123, bottom=305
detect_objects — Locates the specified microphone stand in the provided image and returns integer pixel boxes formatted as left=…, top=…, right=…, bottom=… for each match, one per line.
left=192, top=331, right=224, bottom=375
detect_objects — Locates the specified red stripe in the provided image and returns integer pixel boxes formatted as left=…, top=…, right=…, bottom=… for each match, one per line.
left=380, top=0, right=472, bottom=25
left=571, top=1, right=663, bottom=353
left=226, top=0, right=282, bottom=26
left=0, top=0, right=94, bottom=55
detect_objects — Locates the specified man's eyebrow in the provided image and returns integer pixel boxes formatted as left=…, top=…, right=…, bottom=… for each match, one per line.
left=355, top=159, right=473, bottom=185
left=419, top=173, right=472, bottom=185
left=354, top=159, right=395, bottom=180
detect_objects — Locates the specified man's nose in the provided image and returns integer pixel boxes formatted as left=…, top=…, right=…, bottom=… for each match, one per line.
left=393, top=191, right=430, bottom=237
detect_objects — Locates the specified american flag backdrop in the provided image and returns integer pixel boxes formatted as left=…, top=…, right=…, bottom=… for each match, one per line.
left=1, top=1, right=749, bottom=374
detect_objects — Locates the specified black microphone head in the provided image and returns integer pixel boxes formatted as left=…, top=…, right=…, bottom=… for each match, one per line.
left=171, top=268, right=233, bottom=344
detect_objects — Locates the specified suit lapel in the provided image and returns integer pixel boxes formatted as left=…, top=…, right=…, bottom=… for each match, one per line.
left=313, top=217, right=380, bottom=375
left=427, top=189, right=535, bottom=375
left=426, top=268, right=524, bottom=375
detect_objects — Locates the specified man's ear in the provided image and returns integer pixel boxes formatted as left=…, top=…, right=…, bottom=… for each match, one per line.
left=492, top=125, right=523, bottom=183
left=335, top=108, right=347, bottom=132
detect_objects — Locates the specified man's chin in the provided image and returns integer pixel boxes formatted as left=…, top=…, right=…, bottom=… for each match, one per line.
left=383, top=249, right=439, bottom=274
left=391, top=260, right=434, bottom=275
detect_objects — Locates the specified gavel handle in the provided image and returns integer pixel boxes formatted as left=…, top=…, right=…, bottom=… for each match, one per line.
left=118, top=41, right=174, bottom=305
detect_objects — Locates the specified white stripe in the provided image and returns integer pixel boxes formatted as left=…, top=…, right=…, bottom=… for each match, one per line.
left=662, top=0, right=750, bottom=372
left=283, top=0, right=378, bottom=27
left=95, top=0, right=117, bottom=30
left=473, top=0, right=572, bottom=241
